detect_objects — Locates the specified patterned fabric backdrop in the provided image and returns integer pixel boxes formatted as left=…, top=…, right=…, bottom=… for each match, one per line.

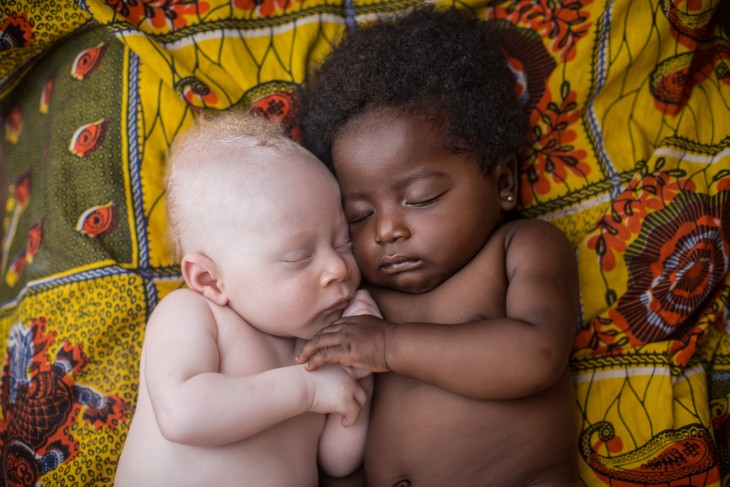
left=0, top=0, right=728, bottom=485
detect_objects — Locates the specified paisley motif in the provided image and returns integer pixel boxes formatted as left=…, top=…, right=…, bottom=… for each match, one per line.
left=579, top=421, right=718, bottom=483
left=3, top=441, right=40, bottom=487
left=39, top=73, right=55, bottom=114
left=0, top=170, right=31, bottom=282
left=13, top=170, right=31, bottom=208
left=175, top=76, right=218, bottom=106
left=650, top=45, right=730, bottom=115
left=3, top=105, right=22, bottom=144
left=75, top=201, right=117, bottom=238
left=70, top=43, right=108, bottom=80
left=660, top=0, right=716, bottom=45
left=68, top=119, right=109, bottom=158
left=25, top=219, right=43, bottom=263
left=5, top=249, right=26, bottom=287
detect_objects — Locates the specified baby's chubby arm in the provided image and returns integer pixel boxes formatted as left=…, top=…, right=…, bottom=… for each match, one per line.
left=297, top=221, right=579, bottom=401
left=317, top=289, right=380, bottom=477
left=143, top=289, right=367, bottom=447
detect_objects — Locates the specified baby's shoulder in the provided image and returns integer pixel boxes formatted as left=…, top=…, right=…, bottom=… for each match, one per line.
left=150, top=287, right=205, bottom=314
left=498, top=219, right=576, bottom=278
left=145, top=288, right=219, bottom=337
left=150, top=288, right=214, bottom=320
left=498, top=218, right=571, bottom=252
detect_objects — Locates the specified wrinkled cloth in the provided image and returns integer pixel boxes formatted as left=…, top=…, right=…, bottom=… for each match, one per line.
left=0, top=0, right=729, bottom=485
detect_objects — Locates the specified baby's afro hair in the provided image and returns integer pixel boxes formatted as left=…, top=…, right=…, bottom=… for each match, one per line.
left=300, top=4, right=528, bottom=173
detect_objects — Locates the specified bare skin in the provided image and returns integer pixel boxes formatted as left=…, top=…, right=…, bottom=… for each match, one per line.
left=116, top=116, right=379, bottom=486
left=297, top=109, right=579, bottom=486
left=117, top=293, right=354, bottom=487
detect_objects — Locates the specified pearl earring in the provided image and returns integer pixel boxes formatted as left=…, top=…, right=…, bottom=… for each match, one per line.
left=506, top=195, right=514, bottom=202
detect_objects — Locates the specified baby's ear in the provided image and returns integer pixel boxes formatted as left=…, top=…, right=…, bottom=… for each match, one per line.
left=492, top=155, right=518, bottom=210
left=180, top=253, right=228, bottom=306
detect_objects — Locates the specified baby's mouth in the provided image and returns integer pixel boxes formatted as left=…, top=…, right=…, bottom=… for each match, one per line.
left=380, top=255, right=422, bottom=274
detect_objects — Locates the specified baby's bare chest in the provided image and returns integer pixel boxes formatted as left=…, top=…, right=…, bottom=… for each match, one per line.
left=213, top=308, right=296, bottom=375
left=365, top=373, right=575, bottom=486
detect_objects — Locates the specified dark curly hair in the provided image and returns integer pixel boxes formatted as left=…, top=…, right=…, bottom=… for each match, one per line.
left=300, top=5, right=528, bottom=173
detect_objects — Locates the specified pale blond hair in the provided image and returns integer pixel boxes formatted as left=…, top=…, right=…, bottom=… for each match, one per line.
left=166, top=111, right=313, bottom=259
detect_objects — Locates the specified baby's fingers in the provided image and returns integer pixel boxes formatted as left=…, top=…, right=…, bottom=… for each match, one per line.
left=295, top=329, right=345, bottom=367
left=340, top=385, right=367, bottom=427
left=304, top=344, right=353, bottom=371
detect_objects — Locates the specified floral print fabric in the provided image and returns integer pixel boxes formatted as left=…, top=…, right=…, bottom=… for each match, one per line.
left=0, top=0, right=728, bottom=485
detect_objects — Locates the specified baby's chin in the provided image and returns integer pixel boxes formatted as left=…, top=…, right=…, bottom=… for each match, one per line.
left=369, top=274, right=446, bottom=295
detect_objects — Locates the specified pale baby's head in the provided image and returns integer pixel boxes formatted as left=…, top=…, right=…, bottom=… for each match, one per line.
left=166, top=112, right=361, bottom=339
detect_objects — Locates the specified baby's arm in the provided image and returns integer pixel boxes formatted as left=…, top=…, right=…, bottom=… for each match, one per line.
left=144, top=290, right=367, bottom=447
left=318, top=371, right=372, bottom=477
left=297, top=221, right=579, bottom=401
left=316, top=290, right=380, bottom=477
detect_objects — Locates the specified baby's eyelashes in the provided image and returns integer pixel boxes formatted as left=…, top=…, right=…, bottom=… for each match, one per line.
left=405, top=192, right=446, bottom=208
left=347, top=212, right=373, bottom=225
left=282, top=253, right=313, bottom=265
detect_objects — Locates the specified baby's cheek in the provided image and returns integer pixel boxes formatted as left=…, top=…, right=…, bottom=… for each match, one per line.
left=355, top=250, right=378, bottom=276
left=351, top=241, right=371, bottom=266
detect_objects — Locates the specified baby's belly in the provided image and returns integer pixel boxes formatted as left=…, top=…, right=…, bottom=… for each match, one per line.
left=119, top=405, right=322, bottom=487
left=364, top=372, right=577, bottom=487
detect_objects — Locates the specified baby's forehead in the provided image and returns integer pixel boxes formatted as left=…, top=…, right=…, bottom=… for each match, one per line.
left=236, top=150, right=333, bottom=189
left=221, top=152, right=338, bottom=210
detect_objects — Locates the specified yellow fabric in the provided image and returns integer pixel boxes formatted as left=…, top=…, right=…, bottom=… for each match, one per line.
left=0, top=0, right=728, bottom=485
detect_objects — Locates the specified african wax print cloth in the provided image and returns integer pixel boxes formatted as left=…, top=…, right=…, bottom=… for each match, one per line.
left=0, top=0, right=728, bottom=485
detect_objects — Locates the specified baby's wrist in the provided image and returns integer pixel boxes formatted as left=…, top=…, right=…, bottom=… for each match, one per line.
left=295, top=364, right=316, bottom=412
left=383, top=323, right=397, bottom=372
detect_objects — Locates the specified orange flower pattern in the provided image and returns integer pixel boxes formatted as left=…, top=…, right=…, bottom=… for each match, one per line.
left=1, top=0, right=729, bottom=485
left=231, top=0, right=304, bottom=18
left=103, top=0, right=210, bottom=30
left=521, top=82, right=591, bottom=205
left=0, top=11, right=34, bottom=48
left=611, top=191, right=730, bottom=344
left=487, top=0, right=593, bottom=62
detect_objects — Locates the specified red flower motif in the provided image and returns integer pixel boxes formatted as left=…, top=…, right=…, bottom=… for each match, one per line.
left=175, top=76, right=219, bottom=107
left=0, top=12, right=35, bottom=48
left=103, top=0, right=210, bottom=31
left=521, top=82, right=590, bottom=205
left=487, top=0, right=593, bottom=62
left=231, top=0, right=304, bottom=18
left=0, top=318, right=128, bottom=479
left=586, top=170, right=692, bottom=273
left=248, top=89, right=302, bottom=141
left=609, top=191, right=730, bottom=346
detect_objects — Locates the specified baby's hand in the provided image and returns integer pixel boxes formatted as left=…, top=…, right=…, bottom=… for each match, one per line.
left=296, top=315, right=394, bottom=373
left=300, top=364, right=367, bottom=427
